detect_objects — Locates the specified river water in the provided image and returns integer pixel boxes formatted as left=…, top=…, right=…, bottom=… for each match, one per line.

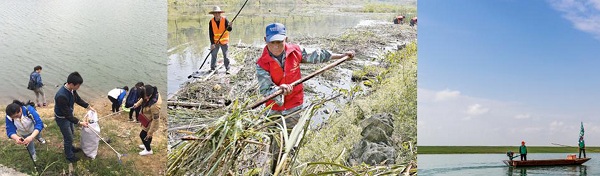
left=167, top=3, right=401, bottom=95
left=0, top=0, right=166, bottom=104
left=419, top=153, right=597, bottom=175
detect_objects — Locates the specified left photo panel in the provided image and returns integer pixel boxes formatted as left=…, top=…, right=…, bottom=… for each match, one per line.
left=0, top=1, right=167, bottom=175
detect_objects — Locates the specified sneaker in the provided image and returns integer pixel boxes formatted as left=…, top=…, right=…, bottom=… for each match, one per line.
left=225, top=70, right=231, bottom=74
left=139, top=145, right=146, bottom=149
left=32, top=154, right=37, bottom=162
left=72, top=147, right=82, bottom=153
left=37, top=137, right=46, bottom=144
left=128, top=119, right=136, bottom=122
left=139, top=150, right=153, bottom=156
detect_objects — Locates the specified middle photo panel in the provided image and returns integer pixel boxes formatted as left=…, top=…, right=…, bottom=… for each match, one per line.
left=167, top=0, right=417, bottom=175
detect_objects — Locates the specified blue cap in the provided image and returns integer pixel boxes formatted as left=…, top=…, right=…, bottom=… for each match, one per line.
left=265, top=23, right=286, bottom=42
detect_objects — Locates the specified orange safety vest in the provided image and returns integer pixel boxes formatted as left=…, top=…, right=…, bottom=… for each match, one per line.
left=256, top=44, right=304, bottom=111
left=211, top=17, right=229, bottom=44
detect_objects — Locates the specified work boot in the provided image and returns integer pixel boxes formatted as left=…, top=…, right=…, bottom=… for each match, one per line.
left=139, top=149, right=153, bottom=156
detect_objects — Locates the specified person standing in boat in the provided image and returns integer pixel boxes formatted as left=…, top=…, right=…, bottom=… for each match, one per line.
left=520, top=141, right=528, bottom=161
left=579, top=136, right=586, bottom=158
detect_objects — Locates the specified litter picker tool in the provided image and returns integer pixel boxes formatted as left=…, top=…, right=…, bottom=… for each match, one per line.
left=20, top=138, right=39, bottom=174
left=87, top=127, right=126, bottom=163
left=97, top=111, right=122, bottom=121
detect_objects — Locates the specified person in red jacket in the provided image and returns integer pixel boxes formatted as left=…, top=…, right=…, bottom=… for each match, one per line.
left=256, top=23, right=354, bottom=173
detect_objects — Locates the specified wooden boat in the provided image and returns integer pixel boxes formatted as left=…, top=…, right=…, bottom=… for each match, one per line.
left=503, top=158, right=591, bottom=167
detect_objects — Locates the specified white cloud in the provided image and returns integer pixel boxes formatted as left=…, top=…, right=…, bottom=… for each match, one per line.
left=515, top=114, right=531, bottom=119
left=550, top=120, right=565, bottom=130
left=434, top=89, right=461, bottom=102
left=466, top=103, right=490, bottom=116
left=418, top=88, right=600, bottom=146
left=549, top=0, right=600, bottom=40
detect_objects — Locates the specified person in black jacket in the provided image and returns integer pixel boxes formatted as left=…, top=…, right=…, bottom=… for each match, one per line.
left=54, top=72, right=96, bottom=163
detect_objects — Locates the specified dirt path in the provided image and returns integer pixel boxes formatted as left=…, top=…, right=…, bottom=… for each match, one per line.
left=0, top=165, right=27, bottom=176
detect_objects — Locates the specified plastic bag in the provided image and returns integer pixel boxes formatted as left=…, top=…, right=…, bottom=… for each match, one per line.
left=81, top=110, right=101, bottom=159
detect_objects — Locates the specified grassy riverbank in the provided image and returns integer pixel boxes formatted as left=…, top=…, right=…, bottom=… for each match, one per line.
left=419, top=146, right=600, bottom=154
left=0, top=99, right=167, bottom=175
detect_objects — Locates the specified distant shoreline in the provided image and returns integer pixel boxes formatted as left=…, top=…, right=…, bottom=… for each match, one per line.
left=419, top=146, right=600, bottom=154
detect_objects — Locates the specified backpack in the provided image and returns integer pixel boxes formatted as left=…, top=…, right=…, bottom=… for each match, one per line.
left=125, top=87, right=139, bottom=108
left=27, top=73, right=36, bottom=90
left=22, top=101, right=37, bottom=124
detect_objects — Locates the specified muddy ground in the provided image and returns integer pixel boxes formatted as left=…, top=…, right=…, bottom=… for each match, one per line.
left=168, top=21, right=416, bottom=145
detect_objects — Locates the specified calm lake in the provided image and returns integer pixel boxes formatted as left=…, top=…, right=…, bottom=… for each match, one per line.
left=0, top=1, right=166, bottom=103
left=419, top=153, right=597, bottom=176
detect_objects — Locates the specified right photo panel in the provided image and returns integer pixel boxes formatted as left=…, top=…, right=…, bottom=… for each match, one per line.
left=419, top=0, right=597, bottom=175
left=167, top=0, right=416, bottom=175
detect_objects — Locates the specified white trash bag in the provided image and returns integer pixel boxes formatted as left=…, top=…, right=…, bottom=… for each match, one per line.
left=81, top=110, right=101, bottom=159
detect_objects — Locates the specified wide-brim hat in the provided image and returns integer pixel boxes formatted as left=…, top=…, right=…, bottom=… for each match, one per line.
left=209, top=6, right=225, bottom=14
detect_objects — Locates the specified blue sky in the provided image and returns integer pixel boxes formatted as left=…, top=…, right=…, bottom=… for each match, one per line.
left=418, top=0, right=600, bottom=146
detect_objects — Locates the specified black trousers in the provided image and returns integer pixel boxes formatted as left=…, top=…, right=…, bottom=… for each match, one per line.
left=108, top=96, right=119, bottom=112
left=140, top=130, right=152, bottom=151
left=520, top=154, right=527, bottom=161
left=579, top=148, right=586, bottom=158
left=129, top=106, right=141, bottom=120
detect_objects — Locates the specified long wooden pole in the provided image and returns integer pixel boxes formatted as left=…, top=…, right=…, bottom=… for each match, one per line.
left=248, top=55, right=351, bottom=109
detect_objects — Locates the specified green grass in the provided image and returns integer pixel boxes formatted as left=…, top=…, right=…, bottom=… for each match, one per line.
left=419, top=146, right=600, bottom=154
left=297, top=42, right=417, bottom=173
left=0, top=119, right=140, bottom=176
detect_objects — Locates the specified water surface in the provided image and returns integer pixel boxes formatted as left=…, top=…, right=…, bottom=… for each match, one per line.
left=419, top=153, right=596, bottom=175
left=0, top=0, right=166, bottom=103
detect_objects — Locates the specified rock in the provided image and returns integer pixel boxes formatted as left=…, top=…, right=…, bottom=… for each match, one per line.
left=348, top=113, right=397, bottom=166
left=361, top=126, right=391, bottom=144
left=348, top=140, right=397, bottom=166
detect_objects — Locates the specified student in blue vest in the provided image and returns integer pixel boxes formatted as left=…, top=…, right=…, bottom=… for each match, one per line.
left=54, top=72, right=96, bottom=163
left=125, top=82, right=144, bottom=122
left=5, top=100, right=46, bottom=161
left=107, top=86, right=129, bottom=113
